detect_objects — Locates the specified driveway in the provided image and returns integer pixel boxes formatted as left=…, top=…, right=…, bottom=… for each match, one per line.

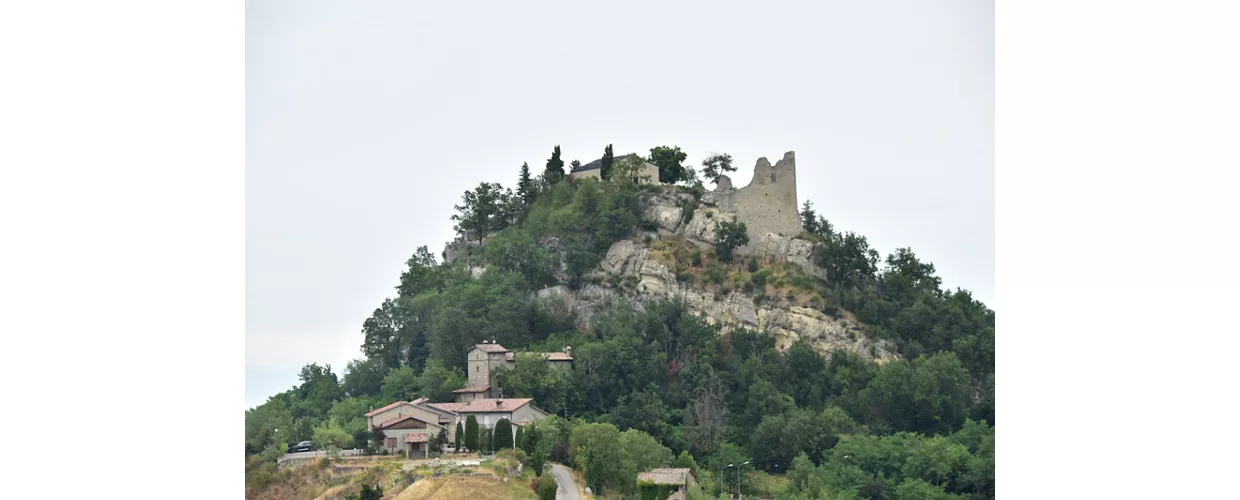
left=550, top=464, right=581, bottom=500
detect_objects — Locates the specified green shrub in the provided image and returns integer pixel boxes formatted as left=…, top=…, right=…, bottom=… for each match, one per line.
left=691, top=249, right=703, bottom=267
left=750, top=270, right=769, bottom=288
left=705, top=262, right=726, bottom=284
left=748, top=256, right=759, bottom=272
left=538, top=471, right=558, bottom=500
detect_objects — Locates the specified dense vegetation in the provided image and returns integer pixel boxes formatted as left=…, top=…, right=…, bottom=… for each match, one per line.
left=245, top=145, right=995, bottom=500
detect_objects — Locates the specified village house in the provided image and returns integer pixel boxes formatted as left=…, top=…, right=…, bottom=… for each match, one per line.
left=364, top=398, right=448, bottom=459
left=368, top=342, right=559, bottom=457
left=460, top=341, right=572, bottom=401
left=637, top=468, right=699, bottom=500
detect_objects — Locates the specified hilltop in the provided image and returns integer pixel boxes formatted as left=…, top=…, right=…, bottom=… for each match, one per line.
left=246, top=145, right=995, bottom=500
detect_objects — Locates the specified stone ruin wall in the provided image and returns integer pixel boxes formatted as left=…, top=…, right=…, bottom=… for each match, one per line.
left=707, top=150, right=802, bottom=239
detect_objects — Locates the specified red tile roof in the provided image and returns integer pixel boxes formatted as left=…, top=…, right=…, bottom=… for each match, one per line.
left=473, top=343, right=509, bottom=353
left=365, top=400, right=407, bottom=417
left=452, top=385, right=490, bottom=393
left=545, top=352, right=573, bottom=361
left=404, top=433, right=429, bottom=443
left=428, top=398, right=534, bottom=414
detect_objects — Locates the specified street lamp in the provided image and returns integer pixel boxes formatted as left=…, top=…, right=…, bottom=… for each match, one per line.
left=737, top=461, right=750, bottom=500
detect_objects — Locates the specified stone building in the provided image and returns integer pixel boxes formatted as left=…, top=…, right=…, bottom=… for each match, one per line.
left=460, top=341, right=573, bottom=401
left=637, top=468, right=699, bottom=500
left=568, top=153, right=661, bottom=184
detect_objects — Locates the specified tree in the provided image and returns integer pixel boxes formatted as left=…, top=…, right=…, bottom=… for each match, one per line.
left=524, top=423, right=545, bottom=475
left=397, top=246, right=441, bottom=298
left=342, top=358, right=387, bottom=398
left=713, top=218, right=750, bottom=263
left=700, top=153, right=735, bottom=186
left=312, top=421, right=353, bottom=453
left=451, top=182, right=506, bottom=243
left=517, top=162, right=535, bottom=205
left=493, top=418, right=514, bottom=450
left=801, top=200, right=818, bottom=234
left=379, top=365, right=419, bottom=404
left=611, top=154, right=649, bottom=183
left=685, top=373, right=728, bottom=456
left=515, top=425, right=525, bottom=451
left=570, top=423, right=626, bottom=494
left=612, top=385, right=671, bottom=440
left=454, top=422, right=464, bottom=452
left=648, top=145, right=688, bottom=184
left=570, top=159, right=582, bottom=172
left=355, top=484, right=383, bottom=500
left=419, top=359, right=466, bottom=402
left=480, top=425, right=492, bottom=454
left=544, top=145, right=565, bottom=185
left=600, top=144, right=615, bottom=180
left=464, top=415, right=479, bottom=452
left=246, top=398, right=293, bottom=453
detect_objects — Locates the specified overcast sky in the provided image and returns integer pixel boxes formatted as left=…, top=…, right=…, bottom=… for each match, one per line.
left=245, top=0, right=993, bottom=410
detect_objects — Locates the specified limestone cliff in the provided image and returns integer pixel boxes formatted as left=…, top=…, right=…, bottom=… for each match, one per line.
left=536, top=191, right=896, bottom=364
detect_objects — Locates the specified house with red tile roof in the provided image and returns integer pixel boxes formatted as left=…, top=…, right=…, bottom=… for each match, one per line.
left=365, top=401, right=447, bottom=458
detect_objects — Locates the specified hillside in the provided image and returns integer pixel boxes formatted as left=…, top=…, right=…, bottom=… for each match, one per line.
left=245, top=146, right=995, bottom=500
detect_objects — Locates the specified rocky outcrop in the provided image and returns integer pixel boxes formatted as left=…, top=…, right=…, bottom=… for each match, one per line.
left=539, top=237, right=895, bottom=363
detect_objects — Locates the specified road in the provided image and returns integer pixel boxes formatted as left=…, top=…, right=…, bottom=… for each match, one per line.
left=549, top=464, right=581, bottom=500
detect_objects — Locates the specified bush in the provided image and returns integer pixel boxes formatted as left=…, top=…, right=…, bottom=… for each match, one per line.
left=750, top=270, right=769, bottom=288
left=691, top=249, right=703, bottom=267
left=705, top=262, right=726, bottom=285
left=748, top=256, right=759, bottom=272
left=497, top=447, right=527, bottom=463
left=538, top=471, right=558, bottom=500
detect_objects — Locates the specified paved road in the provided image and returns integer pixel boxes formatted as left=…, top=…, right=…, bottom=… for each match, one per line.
left=550, top=464, right=581, bottom=500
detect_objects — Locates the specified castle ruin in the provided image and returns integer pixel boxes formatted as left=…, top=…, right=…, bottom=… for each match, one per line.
left=705, top=151, right=802, bottom=238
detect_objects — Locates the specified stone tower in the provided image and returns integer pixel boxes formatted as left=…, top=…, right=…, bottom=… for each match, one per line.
left=708, top=151, right=801, bottom=237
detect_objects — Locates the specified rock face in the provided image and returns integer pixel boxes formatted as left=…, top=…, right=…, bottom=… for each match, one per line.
left=540, top=236, right=895, bottom=363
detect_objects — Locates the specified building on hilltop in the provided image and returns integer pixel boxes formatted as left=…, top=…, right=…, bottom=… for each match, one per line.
left=705, top=150, right=802, bottom=239
left=568, top=153, right=661, bottom=184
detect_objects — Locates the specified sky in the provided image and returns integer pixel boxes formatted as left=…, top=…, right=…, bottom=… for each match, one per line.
left=245, top=0, right=994, bottom=410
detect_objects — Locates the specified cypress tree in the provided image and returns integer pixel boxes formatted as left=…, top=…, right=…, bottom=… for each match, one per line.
left=480, top=426, right=492, bottom=454
left=515, top=425, right=525, bottom=451
left=517, top=162, right=535, bottom=205
left=454, top=422, right=464, bottom=452
left=600, top=144, right=615, bottom=180
left=544, top=145, right=565, bottom=184
left=493, top=418, right=514, bottom=450
left=464, top=415, right=479, bottom=452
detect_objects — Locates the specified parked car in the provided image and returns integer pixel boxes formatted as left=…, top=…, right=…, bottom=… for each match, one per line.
left=289, top=441, right=314, bottom=453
